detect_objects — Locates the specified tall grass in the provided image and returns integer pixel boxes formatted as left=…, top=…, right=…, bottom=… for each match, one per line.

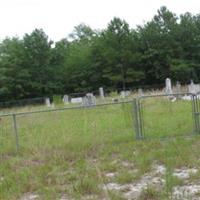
left=0, top=98, right=199, bottom=199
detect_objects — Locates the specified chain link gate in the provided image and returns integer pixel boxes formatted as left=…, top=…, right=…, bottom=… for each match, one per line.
left=193, top=92, right=200, bottom=134
left=134, top=93, right=199, bottom=139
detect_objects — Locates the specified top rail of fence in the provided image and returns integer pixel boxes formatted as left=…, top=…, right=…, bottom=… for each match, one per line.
left=137, top=92, right=194, bottom=100
left=0, top=99, right=136, bottom=118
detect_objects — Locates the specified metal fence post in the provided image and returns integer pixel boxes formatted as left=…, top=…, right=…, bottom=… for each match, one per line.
left=133, top=99, right=140, bottom=139
left=192, top=94, right=197, bottom=134
left=192, top=94, right=200, bottom=134
left=138, top=98, right=144, bottom=139
left=133, top=98, right=144, bottom=140
left=195, top=95, right=200, bottom=134
left=12, top=114, right=19, bottom=151
left=196, top=95, right=200, bottom=134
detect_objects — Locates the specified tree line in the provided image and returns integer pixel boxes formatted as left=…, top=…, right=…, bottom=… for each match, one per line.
left=0, top=6, right=200, bottom=101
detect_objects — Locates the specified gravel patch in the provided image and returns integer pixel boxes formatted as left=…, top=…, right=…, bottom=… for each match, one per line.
left=173, top=168, right=198, bottom=179
left=172, top=184, right=200, bottom=200
left=103, top=164, right=166, bottom=199
left=19, top=193, right=39, bottom=200
left=102, top=164, right=200, bottom=199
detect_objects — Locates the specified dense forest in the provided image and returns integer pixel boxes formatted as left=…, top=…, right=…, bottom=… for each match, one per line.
left=0, top=6, right=200, bottom=101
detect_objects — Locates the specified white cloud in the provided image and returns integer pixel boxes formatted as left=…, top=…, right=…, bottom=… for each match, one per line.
left=0, top=0, right=199, bottom=41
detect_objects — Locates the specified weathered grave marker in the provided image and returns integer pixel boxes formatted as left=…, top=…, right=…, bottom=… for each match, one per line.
left=83, top=93, right=96, bottom=107
left=63, top=95, right=69, bottom=104
left=71, top=97, right=83, bottom=103
left=120, top=90, right=131, bottom=98
left=138, top=88, right=143, bottom=97
left=165, top=78, right=172, bottom=95
left=45, top=98, right=51, bottom=107
left=188, top=80, right=200, bottom=94
left=176, top=81, right=181, bottom=99
left=188, top=80, right=195, bottom=94
left=99, top=87, right=104, bottom=99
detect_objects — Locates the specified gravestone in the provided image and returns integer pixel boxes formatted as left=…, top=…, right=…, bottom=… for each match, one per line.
left=45, top=98, right=51, bottom=107
left=138, top=88, right=143, bottom=97
left=176, top=81, right=181, bottom=99
left=99, top=87, right=104, bottom=99
left=165, top=78, right=173, bottom=95
left=71, top=97, right=83, bottom=103
left=176, top=81, right=181, bottom=93
left=63, top=95, right=69, bottom=104
left=82, top=93, right=96, bottom=107
left=120, top=90, right=131, bottom=98
left=188, top=80, right=195, bottom=94
left=188, top=80, right=200, bottom=94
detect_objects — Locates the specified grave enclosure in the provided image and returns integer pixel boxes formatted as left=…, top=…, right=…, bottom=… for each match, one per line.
left=1, top=80, right=200, bottom=153
left=1, top=94, right=200, bottom=153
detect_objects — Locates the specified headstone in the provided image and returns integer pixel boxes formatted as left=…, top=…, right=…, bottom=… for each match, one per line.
left=188, top=80, right=200, bottom=94
left=196, top=85, right=200, bottom=93
left=120, top=90, right=131, bottom=98
left=99, top=87, right=104, bottom=99
left=176, top=81, right=181, bottom=93
left=82, top=93, right=96, bottom=107
left=138, top=88, right=143, bottom=97
left=165, top=78, right=173, bottom=95
left=63, top=95, right=69, bottom=104
left=188, top=80, right=195, bottom=94
left=176, top=81, right=181, bottom=99
left=71, top=97, right=83, bottom=103
left=45, top=98, right=51, bottom=107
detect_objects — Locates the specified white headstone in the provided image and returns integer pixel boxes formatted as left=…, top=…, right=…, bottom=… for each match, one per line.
left=45, top=98, right=51, bottom=107
left=176, top=81, right=181, bottom=92
left=120, top=90, right=131, bottom=98
left=188, top=80, right=195, bottom=94
left=83, top=93, right=96, bottom=107
left=165, top=78, right=172, bottom=95
left=188, top=80, right=200, bottom=94
left=63, top=95, right=69, bottom=104
left=138, top=88, right=143, bottom=97
left=71, top=97, right=83, bottom=103
left=176, top=81, right=181, bottom=99
left=99, top=87, right=104, bottom=99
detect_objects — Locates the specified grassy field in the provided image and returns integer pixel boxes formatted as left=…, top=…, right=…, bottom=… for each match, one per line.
left=1, top=98, right=200, bottom=200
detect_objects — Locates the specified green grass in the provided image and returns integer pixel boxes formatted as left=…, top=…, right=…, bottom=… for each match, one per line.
left=1, top=98, right=200, bottom=199
left=141, top=98, right=194, bottom=138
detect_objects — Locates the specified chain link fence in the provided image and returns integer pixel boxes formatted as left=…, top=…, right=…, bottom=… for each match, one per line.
left=1, top=93, right=200, bottom=153
left=193, top=92, right=200, bottom=134
left=0, top=101, right=135, bottom=154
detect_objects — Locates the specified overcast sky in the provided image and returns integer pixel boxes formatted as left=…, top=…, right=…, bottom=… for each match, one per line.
left=0, top=0, right=199, bottom=42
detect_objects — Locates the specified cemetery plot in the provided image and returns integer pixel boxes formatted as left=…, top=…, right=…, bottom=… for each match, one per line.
left=139, top=96, right=194, bottom=138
